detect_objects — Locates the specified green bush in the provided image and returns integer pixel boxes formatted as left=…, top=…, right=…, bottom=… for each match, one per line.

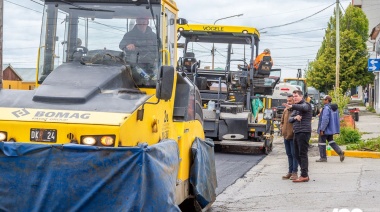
left=329, top=88, right=350, bottom=116
left=335, top=127, right=361, bottom=145
left=366, top=106, right=376, bottom=113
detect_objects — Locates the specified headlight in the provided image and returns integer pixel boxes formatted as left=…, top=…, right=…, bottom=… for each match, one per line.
left=242, top=30, right=248, bottom=34
left=82, top=136, right=96, bottom=145
left=0, top=132, right=7, bottom=141
left=100, top=136, right=114, bottom=146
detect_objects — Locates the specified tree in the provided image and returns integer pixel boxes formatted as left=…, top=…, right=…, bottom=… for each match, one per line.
left=306, top=5, right=373, bottom=93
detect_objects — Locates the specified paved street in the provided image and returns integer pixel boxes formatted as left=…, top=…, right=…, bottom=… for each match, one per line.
left=215, top=152, right=264, bottom=195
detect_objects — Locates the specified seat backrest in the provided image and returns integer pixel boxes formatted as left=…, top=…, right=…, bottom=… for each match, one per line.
left=184, top=52, right=195, bottom=58
left=258, top=56, right=272, bottom=72
left=262, top=56, right=271, bottom=62
left=183, top=52, right=197, bottom=72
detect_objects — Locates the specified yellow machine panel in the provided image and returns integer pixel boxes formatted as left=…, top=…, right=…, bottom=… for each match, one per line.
left=0, top=0, right=216, bottom=210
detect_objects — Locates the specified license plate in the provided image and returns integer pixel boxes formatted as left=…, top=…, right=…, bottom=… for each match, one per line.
left=30, top=128, right=57, bottom=142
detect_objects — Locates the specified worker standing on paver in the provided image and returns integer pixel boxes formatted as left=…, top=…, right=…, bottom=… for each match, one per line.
left=316, top=95, right=345, bottom=162
left=281, top=95, right=299, bottom=180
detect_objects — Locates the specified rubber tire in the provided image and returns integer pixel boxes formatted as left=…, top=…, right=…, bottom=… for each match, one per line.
left=354, top=112, right=359, bottom=122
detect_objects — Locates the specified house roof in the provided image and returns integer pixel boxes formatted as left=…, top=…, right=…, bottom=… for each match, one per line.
left=13, top=68, right=36, bottom=82
left=2, top=64, right=36, bottom=82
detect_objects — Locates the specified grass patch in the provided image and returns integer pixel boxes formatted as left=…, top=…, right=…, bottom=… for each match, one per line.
left=346, top=137, right=380, bottom=152
left=311, top=134, right=319, bottom=139
left=366, top=106, right=376, bottom=113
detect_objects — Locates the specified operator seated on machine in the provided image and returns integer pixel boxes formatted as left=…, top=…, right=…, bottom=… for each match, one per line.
left=119, top=16, right=158, bottom=85
left=254, top=48, right=273, bottom=72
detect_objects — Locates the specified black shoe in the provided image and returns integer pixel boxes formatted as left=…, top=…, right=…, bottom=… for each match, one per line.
left=316, top=158, right=327, bottom=162
left=340, top=151, right=345, bottom=162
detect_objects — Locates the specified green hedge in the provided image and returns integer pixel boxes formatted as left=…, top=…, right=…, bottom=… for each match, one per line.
left=335, top=127, right=361, bottom=145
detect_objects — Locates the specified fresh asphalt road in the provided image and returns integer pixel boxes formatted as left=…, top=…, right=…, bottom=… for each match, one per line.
left=214, top=152, right=265, bottom=195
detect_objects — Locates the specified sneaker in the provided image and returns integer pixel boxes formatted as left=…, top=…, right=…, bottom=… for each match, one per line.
left=340, top=151, right=345, bottom=162
left=289, top=173, right=298, bottom=180
left=316, top=158, right=327, bottom=162
left=282, top=173, right=291, bottom=180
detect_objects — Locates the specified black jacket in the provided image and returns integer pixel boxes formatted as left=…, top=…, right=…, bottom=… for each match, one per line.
left=119, top=26, right=157, bottom=64
left=289, top=99, right=313, bottom=133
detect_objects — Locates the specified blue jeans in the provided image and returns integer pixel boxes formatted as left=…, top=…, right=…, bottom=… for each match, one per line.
left=284, top=139, right=298, bottom=173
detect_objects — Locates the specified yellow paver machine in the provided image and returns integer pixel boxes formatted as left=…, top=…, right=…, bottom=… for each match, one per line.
left=177, top=23, right=281, bottom=154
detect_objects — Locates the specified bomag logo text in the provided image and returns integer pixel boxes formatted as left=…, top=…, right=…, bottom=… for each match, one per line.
left=34, top=111, right=91, bottom=119
left=203, top=26, right=224, bottom=31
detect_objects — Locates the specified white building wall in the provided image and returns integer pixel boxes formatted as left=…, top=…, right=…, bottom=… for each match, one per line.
left=375, top=32, right=380, bottom=113
left=353, top=0, right=380, bottom=113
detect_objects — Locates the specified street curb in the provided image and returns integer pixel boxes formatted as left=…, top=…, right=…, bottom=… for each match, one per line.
left=330, top=150, right=380, bottom=159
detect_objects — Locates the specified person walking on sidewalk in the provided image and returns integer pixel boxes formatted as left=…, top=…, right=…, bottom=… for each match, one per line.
left=281, top=95, right=299, bottom=180
left=284, top=90, right=313, bottom=183
left=316, top=95, right=345, bottom=162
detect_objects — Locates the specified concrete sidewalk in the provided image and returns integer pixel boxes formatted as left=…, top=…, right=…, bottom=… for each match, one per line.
left=211, top=138, right=380, bottom=212
left=352, top=106, right=380, bottom=140
left=211, top=104, right=380, bottom=212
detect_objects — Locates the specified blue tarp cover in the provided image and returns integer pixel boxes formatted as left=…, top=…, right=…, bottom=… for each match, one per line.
left=0, top=140, right=180, bottom=212
left=190, top=138, right=217, bottom=209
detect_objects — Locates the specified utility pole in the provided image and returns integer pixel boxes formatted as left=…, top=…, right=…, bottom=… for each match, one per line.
left=0, top=0, right=3, bottom=89
left=335, top=0, right=340, bottom=90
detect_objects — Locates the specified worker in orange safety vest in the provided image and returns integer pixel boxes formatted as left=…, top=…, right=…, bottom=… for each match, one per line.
left=254, top=48, right=273, bottom=70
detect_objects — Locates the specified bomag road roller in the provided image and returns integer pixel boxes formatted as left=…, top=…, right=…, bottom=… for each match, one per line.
left=0, top=1, right=216, bottom=211
left=177, top=24, right=281, bottom=154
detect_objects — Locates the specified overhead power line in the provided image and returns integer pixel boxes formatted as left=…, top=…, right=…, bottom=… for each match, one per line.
left=259, top=2, right=335, bottom=30
left=339, top=2, right=346, bottom=14
left=5, top=0, right=125, bottom=35
left=265, top=28, right=325, bottom=36
left=188, top=2, right=337, bottom=23
left=275, top=53, right=317, bottom=58
left=30, top=0, right=44, bottom=6
left=272, top=45, right=320, bottom=50
left=4, top=0, right=42, bottom=13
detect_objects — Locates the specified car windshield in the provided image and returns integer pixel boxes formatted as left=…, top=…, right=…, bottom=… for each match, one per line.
left=286, top=80, right=305, bottom=92
left=185, top=42, right=252, bottom=71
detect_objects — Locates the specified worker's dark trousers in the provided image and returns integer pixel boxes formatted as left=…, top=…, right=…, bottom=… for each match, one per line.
left=294, top=132, right=311, bottom=178
left=318, top=134, right=343, bottom=159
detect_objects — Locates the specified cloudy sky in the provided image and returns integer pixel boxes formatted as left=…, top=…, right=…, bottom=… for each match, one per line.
left=3, top=0, right=351, bottom=79
left=176, top=0, right=351, bottom=78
